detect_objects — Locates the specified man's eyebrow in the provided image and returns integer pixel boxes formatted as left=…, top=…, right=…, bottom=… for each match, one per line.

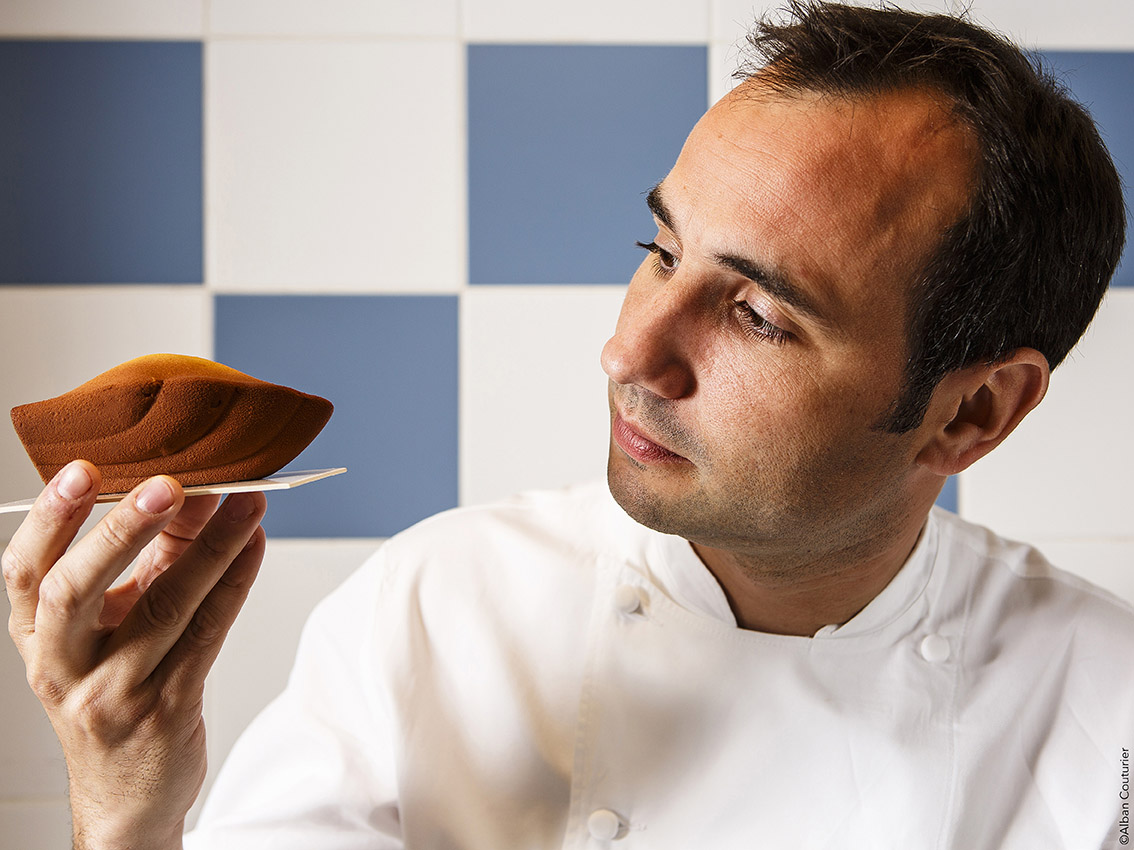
left=645, top=184, right=675, bottom=232
left=712, top=253, right=825, bottom=322
left=646, top=184, right=826, bottom=323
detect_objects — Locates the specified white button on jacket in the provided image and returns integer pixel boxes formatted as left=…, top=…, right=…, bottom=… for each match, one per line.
left=586, top=809, right=625, bottom=841
left=187, top=481, right=1134, bottom=850
left=919, top=633, right=951, bottom=663
left=612, top=584, right=643, bottom=616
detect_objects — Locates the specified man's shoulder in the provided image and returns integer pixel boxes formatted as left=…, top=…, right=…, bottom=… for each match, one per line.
left=932, top=507, right=1134, bottom=645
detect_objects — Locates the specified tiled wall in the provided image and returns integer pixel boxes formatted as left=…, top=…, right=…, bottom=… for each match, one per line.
left=1, top=1, right=1131, bottom=844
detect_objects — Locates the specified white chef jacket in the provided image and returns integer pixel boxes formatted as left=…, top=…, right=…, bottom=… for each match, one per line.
left=186, top=481, right=1134, bottom=849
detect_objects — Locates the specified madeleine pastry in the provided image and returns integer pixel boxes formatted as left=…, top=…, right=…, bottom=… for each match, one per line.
left=11, top=353, right=333, bottom=494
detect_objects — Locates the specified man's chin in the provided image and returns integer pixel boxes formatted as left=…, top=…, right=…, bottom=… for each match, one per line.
left=606, top=456, right=690, bottom=537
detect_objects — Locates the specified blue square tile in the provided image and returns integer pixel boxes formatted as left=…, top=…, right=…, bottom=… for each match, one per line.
left=468, top=44, right=708, bottom=285
left=1043, top=51, right=1134, bottom=287
left=935, top=475, right=958, bottom=514
left=214, top=295, right=459, bottom=538
left=0, top=41, right=202, bottom=284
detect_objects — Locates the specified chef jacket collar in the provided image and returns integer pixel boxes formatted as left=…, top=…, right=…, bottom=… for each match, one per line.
left=647, top=511, right=940, bottom=640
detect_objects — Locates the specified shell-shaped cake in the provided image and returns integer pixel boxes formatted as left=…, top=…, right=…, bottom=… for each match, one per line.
left=11, top=353, right=334, bottom=494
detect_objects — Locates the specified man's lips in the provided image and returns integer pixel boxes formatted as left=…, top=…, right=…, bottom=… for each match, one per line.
left=612, top=412, right=686, bottom=464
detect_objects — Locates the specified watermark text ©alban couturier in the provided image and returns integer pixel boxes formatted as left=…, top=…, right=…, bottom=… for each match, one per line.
left=1121, top=748, right=1131, bottom=845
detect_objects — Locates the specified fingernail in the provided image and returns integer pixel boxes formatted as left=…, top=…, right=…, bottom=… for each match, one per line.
left=56, top=462, right=93, bottom=500
left=136, top=478, right=175, bottom=515
left=222, top=492, right=256, bottom=522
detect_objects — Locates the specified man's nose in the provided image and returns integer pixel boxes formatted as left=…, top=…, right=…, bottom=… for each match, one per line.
left=600, top=280, right=697, bottom=400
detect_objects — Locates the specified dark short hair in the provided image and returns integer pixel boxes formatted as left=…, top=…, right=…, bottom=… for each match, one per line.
left=736, top=1, right=1127, bottom=432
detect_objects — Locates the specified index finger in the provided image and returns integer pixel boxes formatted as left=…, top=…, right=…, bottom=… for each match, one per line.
left=2, top=461, right=101, bottom=649
left=33, top=475, right=185, bottom=667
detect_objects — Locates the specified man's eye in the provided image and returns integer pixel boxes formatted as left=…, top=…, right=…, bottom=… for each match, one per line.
left=635, top=240, right=680, bottom=276
left=735, top=301, right=790, bottom=345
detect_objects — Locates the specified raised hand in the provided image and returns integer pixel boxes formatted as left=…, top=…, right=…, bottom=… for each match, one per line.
left=2, top=460, right=267, bottom=850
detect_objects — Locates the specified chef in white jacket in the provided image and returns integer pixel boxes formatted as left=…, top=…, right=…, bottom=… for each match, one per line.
left=4, top=3, right=1131, bottom=849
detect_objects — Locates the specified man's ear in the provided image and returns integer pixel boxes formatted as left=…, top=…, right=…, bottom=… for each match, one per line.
left=916, top=348, right=1050, bottom=476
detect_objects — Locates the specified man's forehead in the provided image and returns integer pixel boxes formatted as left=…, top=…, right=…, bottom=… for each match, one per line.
left=672, top=82, right=979, bottom=245
left=709, top=81, right=976, bottom=178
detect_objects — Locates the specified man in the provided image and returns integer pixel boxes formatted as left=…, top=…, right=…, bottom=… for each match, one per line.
left=3, top=2, right=1130, bottom=848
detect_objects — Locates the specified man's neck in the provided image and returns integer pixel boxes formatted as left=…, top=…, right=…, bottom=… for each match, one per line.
left=689, top=519, right=927, bottom=636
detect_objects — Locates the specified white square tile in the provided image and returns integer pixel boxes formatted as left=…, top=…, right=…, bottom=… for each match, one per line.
left=209, top=0, right=457, bottom=37
left=207, top=41, right=463, bottom=293
left=0, top=287, right=210, bottom=542
left=1030, top=538, right=1134, bottom=609
left=712, top=0, right=780, bottom=44
left=197, top=538, right=378, bottom=824
left=0, top=801, right=73, bottom=850
left=0, top=0, right=202, bottom=37
left=969, top=0, right=1134, bottom=50
left=460, top=286, right=627, bottom=506
left=464, top=0, right=710, bottom=43
left=960, top=289, right=1134, bottom=540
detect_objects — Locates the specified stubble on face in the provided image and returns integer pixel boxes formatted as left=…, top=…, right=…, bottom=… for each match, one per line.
left=608, top=379, right=921, bottom=580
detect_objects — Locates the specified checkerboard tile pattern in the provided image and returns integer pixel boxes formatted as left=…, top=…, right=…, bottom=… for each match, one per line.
left=3, top=20, right=1131, bottom=540
left=1, top=2, right=1131, bottom=844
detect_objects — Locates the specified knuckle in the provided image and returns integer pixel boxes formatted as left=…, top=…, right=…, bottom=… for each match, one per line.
left=139, top=581, right=184, bottom=631
left=140, top=689, right=179, bottom=732
left=162, top=679, right=206, bottom=721
left=193, top=527, right=231, bottom=565
left=217, top=565, right=253, bottom=593
left=37, top=573, right=82, bottom=620
left=27, top=491, right=85, bottom=532
left=1, top=545, right=34, bottom=594
left=67, top=682, right=164, bottom=747
left=95, top=511, right=143, bottom=556
left=185, top=605, right=226, bottom=647
left=25, top=660, right=69, bottom=707
left=71, top=685, right=134, bottom=742
left=7, top=612, right=30, bottom=644
left=144, top=533, right=182, bottom=567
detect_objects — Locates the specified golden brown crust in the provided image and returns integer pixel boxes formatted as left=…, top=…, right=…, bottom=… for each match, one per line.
left=10, top=354, right=333, bottom=493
